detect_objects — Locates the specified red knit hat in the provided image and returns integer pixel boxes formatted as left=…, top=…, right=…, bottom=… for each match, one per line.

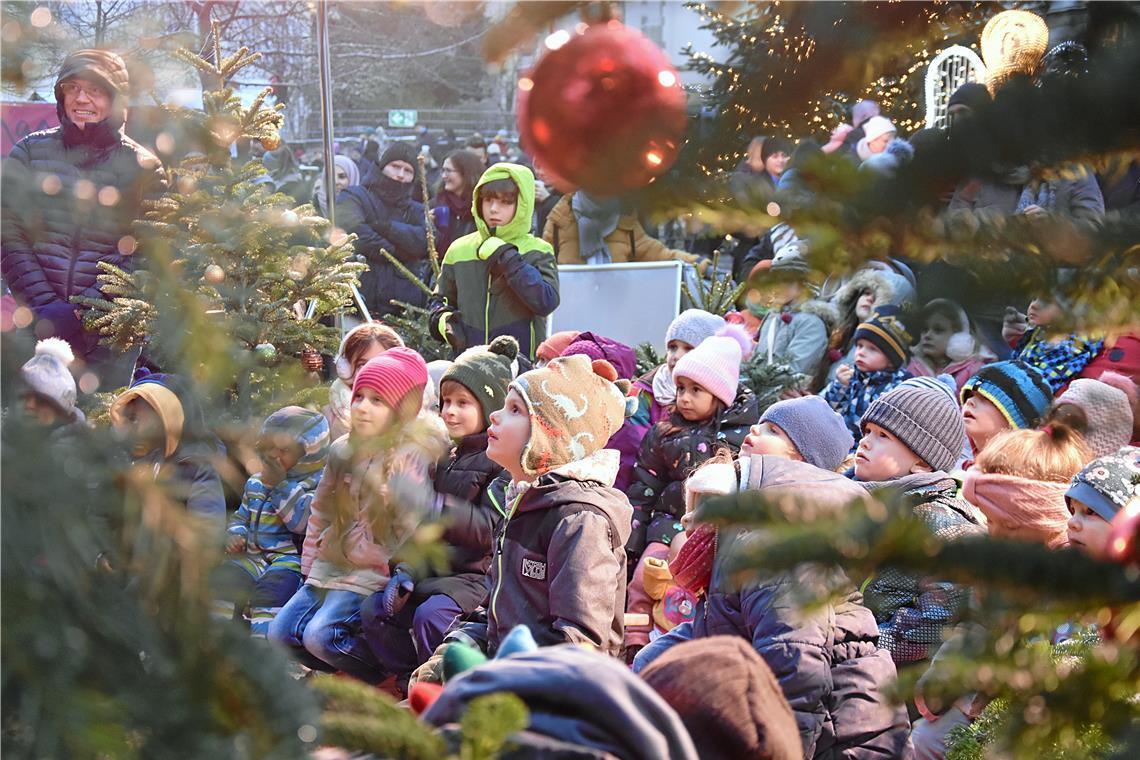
left=352, top=347, right=428, bottom=409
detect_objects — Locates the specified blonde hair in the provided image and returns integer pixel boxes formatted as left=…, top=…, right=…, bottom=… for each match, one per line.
left=974, top=422, right=1091, bottom=482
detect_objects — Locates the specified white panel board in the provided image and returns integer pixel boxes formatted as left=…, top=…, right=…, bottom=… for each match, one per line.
left=548, top=262, right=682, bottom=351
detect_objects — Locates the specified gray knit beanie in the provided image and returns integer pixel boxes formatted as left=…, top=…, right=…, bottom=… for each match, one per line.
left=20, top=338, right=78, bottom=417
left=860, top=382, right=965, bottom=473
left=761, top=395, right=853, bottom=471
left=666, top=309, right=725, bottom=349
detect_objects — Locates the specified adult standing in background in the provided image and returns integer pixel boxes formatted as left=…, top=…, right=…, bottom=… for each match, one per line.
left=1, top=49, right=165, bottom=389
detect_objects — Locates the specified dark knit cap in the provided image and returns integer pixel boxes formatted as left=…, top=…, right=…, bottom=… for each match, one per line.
left=639, top=636, right=801, bottom=760
left=853, top=305, right=912, bottom=369
left=379, top=141, right=419, bottom=172
left=761, top=136, right=793, bottom=162
left=861, top=381, right=966, bottom=472
left=960, top=360, right=1053, bottom=430
left=441, top=335, right=518, bottom=427
left=947, top=82, right=991, bottom=113
left=55, top=49, right=130, bottom=100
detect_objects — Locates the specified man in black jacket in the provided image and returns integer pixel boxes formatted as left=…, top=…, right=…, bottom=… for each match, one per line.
left=2, top=49, right=165, bottom=388
left=337, top=142, right=431, bottom=319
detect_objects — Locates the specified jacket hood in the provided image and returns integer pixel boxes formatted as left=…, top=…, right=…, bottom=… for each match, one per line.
left=796, top=298, right=840, bottom=333
left=259, top=406, right=330, bottom=479
left=736, top=454, right=873, bottom=517
left=424, top=644, right=698, bottom=760
left=472, top=162, right=535, bottom=244
left=857, top=470, right=957, bottom=497
left=835, top=268, right=912, bottom=317
left=109, top=372, right=214, bottom=460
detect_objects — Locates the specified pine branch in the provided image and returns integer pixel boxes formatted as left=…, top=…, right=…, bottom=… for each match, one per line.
left=419, top=153, right=442, bottom=280
left=376, top=248, right=434, bottom=298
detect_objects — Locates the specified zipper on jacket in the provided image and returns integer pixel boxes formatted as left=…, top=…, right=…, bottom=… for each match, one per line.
left=64, top=224, right=84, bottom=297
left=488, top=490, right=524, bottom=625
left=484, top=272, right=492, bottom=344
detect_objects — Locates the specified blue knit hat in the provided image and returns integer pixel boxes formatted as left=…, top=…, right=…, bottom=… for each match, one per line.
left=852, top=305, right=912, bottom=369
left=960, top=360, right=1053, bottom=430
left=1066, top=446, right=1140, bottom=522
left=760, top=395, right=853, bottom=471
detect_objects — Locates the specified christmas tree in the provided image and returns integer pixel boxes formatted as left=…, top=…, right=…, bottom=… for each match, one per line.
left=74, top=24, right=366, bottom=414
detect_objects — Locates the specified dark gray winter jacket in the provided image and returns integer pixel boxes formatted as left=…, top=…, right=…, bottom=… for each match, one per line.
left=486, top=450, right=632, bottom=656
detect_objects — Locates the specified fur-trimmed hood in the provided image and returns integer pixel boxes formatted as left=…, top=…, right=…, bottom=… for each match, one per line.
left=797, top=297, right=840, bottom=333
left=834, top=268, right=915, bottom=320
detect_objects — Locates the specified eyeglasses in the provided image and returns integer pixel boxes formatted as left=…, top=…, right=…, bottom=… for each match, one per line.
left=59, top=81, right=109, bottom=100
left=441, top=167, right=458, bottom=175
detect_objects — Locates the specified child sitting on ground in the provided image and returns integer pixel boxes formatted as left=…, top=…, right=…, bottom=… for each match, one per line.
left=109, top=371, right=226, bottom=528
left=1066, top=446, right=1140, bottom=562
left=823, top=306, right=914, bottom=443
left=482, top=354, right=634, bottom=655
left=360, top=336, right=516, bottom=692
left=963, top=423, right=1091, bottom=549
left=268, top=348, right=445, bottom=683
left=853, top=380, right=988, bottom=666
left=324, top=323, right=405, bottom=441
left=959, top=360, right=1054, bottom=462
left=625, top=326, right=759, bottom=657
left=216, top=407, right=330, bottom=636
left=429, top=163, right=559, bottom=360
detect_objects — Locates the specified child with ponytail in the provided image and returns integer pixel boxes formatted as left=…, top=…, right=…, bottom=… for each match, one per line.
left=963, top=421, right=1092, bottom=548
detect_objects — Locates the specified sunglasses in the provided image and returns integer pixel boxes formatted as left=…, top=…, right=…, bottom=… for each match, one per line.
left=60, top=81, right=109, bottom=100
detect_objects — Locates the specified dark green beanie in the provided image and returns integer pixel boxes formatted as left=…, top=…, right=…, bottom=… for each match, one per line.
left=441, top=335, right=518, bottom=427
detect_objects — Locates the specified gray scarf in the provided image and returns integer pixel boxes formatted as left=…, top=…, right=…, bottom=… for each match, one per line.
left=572, top=191, right=622, bottom=265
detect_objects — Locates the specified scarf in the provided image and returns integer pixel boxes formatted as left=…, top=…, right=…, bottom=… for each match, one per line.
left=652, top=364, right=677, bottom=406
left=669, top=523, right=717, bottom=596
left=58, top=113, right=124, bottom=167
left=373, top=170, right=412, bottom=205
left=572, top=191, right=622, bottom=265
left=328, top=378, right=353, bottom=435
left=962, top=470, right=1071, bottom=549
left=315, top=155, right=360, bottom=215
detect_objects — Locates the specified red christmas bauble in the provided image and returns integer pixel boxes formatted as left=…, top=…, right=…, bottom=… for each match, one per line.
left=517, top=20, right=687, bottom=196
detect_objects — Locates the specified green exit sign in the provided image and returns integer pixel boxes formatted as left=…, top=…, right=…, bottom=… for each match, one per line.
left=388, top=109, right=418, bottom=128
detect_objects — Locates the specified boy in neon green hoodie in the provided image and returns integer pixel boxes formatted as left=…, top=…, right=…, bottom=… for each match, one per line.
left=429, top=163, right=560, bottom=360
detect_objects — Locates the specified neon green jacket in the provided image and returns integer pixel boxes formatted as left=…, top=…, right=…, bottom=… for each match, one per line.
left=429, top=163, right=559, bottom=359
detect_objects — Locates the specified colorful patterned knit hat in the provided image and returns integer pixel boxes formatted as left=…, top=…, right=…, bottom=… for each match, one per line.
left=960, top=360, right=1053, bottom=430
left=510, top=354, right=633, bottom=478
left=1066, top=446, right=1140, bottom=522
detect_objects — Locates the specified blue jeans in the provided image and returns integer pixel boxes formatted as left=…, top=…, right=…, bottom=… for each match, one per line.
left=631, top=621, right=693, bottom=674
left=361, top=592, right=463, bottom=680
left=267, top=584, right=385, bottom=683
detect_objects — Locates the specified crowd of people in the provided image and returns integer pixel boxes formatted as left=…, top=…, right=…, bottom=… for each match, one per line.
left=4, top=48, right=1140, bottom=760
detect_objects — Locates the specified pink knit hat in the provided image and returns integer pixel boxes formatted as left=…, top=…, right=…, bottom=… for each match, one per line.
left=352, top=347, right=428, bottom=409
left=672, top=325, right=751, bottom=406
left=1055, top=378, right=1134, bottom=458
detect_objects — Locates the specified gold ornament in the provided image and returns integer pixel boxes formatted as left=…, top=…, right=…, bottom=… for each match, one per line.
left=981, top=10, right=1048, bottom=94
left=203, top=264, right=225, bottom=284
left=259, top=132, right=281, bottom=151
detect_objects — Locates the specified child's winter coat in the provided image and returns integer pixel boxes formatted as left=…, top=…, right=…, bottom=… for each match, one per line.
left=420, top=431, right=506, bottom=614
left=627, top=388, right=760, bottom=555
left=1013, top=326, right=1104, bottom=392
left=635, top=456, right=912, bottom=760
left=754, top=300, right=837, bottom=385
left=301, top=424, right=444, bottom=595
left=859, top=472, right=987, bottom=666
left=823, top=365, right=913, bottom=442
left=429, top=163, right=559, bottom=359
left=229, top=408, right=329, bottom=570
left=486, top=449, right=632, bottom=657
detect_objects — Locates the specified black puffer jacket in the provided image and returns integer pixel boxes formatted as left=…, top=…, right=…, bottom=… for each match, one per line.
left=627, top=388, right=759, bottom=554
left=337, top=164, right=430, bottom=319
left=418, top=432, right=506, bottom=612
left=1, top=119, right=165, bottom=315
